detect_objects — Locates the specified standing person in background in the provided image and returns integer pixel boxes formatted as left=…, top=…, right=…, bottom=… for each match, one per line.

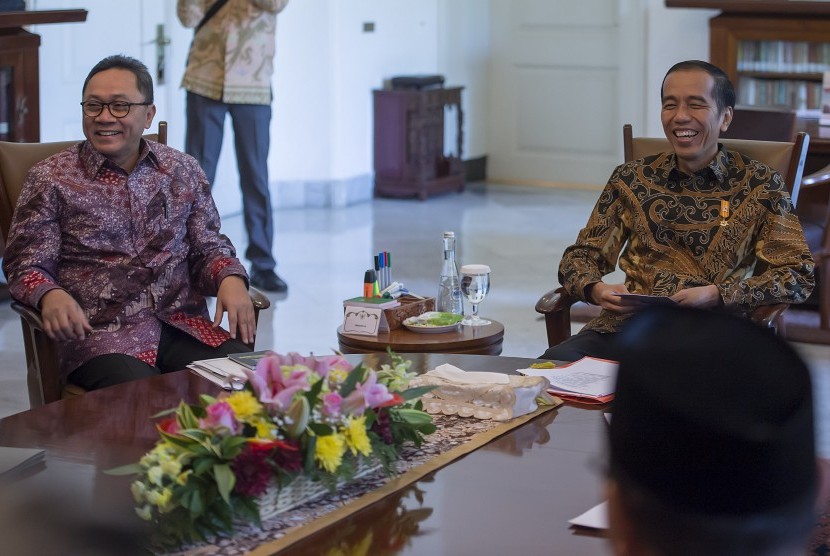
left=178, top=0, right=290, bottom=293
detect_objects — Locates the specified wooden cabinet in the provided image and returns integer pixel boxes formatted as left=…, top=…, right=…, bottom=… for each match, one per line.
left=0, top=10, right=86, bottom=142
left=373, top=87, right=464, bottom=200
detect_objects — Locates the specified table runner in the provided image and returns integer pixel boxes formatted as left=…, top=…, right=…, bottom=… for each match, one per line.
left=173, top=403, right=560, bottom=555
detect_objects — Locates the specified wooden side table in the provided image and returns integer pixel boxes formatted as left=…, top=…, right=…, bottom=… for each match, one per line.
left=337, top=319, right=504, bottom=356
left=372, top=86, right=465, bottom=200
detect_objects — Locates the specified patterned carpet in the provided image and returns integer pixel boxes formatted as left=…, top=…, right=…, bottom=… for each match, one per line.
left=812, top=509, right=829, bottom=555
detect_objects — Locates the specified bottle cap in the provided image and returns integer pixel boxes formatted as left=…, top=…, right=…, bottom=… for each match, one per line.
left=443, top=231, right=455, bottom=238
left=364, top=269, right=376, bottom=282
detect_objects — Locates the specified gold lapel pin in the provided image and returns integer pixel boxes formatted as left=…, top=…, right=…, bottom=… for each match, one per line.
left=720, top=200, right=730, bottom=227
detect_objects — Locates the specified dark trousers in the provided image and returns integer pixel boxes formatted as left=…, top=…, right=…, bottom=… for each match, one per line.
left=68, top=324, right=251, bottom=390
left=185, top=91, right=276, bottom=273
left=539, top=329, right=622, bottom=362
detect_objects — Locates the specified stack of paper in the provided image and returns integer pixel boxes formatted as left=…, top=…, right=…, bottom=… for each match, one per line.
left=187, top=358, right=249, bottom=390
left=518, top=356, right=618, bottom=404
left=0, top=446, right=45, bottom=480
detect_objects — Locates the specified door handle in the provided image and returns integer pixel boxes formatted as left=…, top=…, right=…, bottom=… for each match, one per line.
left=154, top=24, right=171, bottom=85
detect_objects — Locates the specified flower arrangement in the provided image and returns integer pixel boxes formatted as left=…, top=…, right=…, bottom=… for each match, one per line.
left=107, top=351, right=436, bottom=548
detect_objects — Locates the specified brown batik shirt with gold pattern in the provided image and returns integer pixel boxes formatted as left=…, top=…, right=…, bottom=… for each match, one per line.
left=558, top=145, right=815, bottom=333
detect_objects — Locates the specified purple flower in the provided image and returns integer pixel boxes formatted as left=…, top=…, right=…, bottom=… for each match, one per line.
left=244, top=353, right=311, bottom=413
left=321, top=392, right=343, bottom=417
left=340, top=370, right=393, bottom=415
left=312, top=355, right=353, bottom=377
left=199, top=401, right=240, bottom=434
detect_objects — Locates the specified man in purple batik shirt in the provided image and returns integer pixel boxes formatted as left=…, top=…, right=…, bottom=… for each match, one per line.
left=2, top=54, right=256, bottom=391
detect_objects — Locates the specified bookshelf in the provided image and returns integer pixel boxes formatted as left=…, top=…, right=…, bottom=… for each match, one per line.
left=710, top=15, right=830, bottom=114
left=666, top=2, right=830, bottom=114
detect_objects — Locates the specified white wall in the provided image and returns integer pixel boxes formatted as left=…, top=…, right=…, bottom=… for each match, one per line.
left=643, top=0, right=717, bottom=136
left=28, top=0, right=718, bottom=212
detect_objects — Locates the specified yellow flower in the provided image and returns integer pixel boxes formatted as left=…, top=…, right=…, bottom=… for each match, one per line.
left=344, top=416, right=372, bottom=457
left=314, top=433, right=346, bottom=473
left=252, top=417, right=277, bottom=439
left=176, top=469, right=192, bottom=486
left=130, top=480, right=146, bottom=503
left=226, top=390, right=263, bottom=420
left=160, top=458, right=181, bottom=477
left=147, top=465, right=164, bottom=487
left=135, top=504, right=153, bottom=521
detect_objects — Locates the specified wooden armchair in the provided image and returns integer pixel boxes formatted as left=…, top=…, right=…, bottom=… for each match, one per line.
left=776, top=164, right=830, bottom=343
left=0, top=122, right=271, bottom=406
left=536, top=124, right=809, bottom=348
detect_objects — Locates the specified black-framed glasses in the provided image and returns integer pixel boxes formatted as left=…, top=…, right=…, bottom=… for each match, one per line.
left=80, top=100, right=151, bottom=118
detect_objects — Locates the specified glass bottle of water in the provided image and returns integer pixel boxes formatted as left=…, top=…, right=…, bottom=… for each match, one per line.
left=437, top=231, right=464, bottom=315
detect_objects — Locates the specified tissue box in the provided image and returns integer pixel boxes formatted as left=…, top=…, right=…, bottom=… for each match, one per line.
left=383, top=295, right=435, bottom=330
left=409, top=366, right=558, bottom=421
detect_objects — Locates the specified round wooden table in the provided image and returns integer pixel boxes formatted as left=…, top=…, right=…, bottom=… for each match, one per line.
left=337, top=319, right=504, bottom=355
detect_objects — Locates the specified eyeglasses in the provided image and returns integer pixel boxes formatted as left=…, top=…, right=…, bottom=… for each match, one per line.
left=80, top=100, right=152, bottom=118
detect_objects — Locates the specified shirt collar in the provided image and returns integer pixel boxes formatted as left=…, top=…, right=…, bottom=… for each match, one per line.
left=666, top=143, right=729, bottom=184
left=80, top=138, right=160, bottom=177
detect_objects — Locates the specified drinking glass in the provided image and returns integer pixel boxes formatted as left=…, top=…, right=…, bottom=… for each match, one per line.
left=460, top=264, right=491, bottom=326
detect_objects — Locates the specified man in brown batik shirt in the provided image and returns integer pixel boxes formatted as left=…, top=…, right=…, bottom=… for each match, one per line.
left=542, top=60, right=814, bottom=361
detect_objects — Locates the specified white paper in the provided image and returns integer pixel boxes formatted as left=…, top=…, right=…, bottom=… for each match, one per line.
left=519, top=357, right=618, bottom=397
left=190, top=358, right=247, bottom=379
left=568, top=501, right=609, bottom=530
left=187, top=358, right=249, bottom=388
left=428, top=363, right=510, bottom=384
left=0, top=446, right=45, bottom=477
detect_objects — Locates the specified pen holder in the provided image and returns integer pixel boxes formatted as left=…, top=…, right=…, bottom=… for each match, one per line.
left=383, top=296, right=435, bottom=330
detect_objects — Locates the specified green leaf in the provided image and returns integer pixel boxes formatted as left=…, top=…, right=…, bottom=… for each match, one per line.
left=307, top=422, right=333, bottom=436
left=393, top=408, right=434, bottom=425
left=304, top=375, right=324, bottom=404
left=400, top=385, right=437, bottom=401
left=177, top=401, right=200, bottom=429
left=150, top=407, right=178, bottom=419
left=213, top=463, right=235, bottom=505
left=103, top=463, right=142, bottom=476
left=339, top=363, right=366, bottom=397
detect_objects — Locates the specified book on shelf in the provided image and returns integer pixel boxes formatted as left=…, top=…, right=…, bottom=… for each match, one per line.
left=518, top=356, right=618, bottom=404
left=343, top=296, right=400, bottom=309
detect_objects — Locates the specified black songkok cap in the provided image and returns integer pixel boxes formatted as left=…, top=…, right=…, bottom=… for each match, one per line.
left=609, top=306, right=816, bottom=515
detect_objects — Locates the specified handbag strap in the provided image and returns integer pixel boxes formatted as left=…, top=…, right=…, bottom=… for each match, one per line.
left=195, top=0, right=230, bottom=33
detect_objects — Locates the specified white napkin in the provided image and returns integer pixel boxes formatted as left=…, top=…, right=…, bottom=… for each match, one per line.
left=427, top=363, right=510, bottom=384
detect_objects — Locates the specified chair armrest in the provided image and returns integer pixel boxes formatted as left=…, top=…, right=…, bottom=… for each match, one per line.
left=750, top=304, right=788, bottom=331
left=248, top=286, right=271, bottom=311
left=535, top=287, right=576, bottom=315
left=11, top=300, right=44, bottom=330
left=536, top=287, right=579, bottom=348
left=802, top=164, right=830, bottom=190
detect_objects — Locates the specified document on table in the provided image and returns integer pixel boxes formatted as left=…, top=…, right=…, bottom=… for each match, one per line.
left=0, top=446, right=45, bottom=479
left=568, top=501, right=608, bottom=530
left=187, top=357, right=249, bottom=389
left=519, top=356, right=618, bottom=403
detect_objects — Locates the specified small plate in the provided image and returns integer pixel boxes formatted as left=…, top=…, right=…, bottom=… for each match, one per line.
left=403, top=312, right=463, bottom=334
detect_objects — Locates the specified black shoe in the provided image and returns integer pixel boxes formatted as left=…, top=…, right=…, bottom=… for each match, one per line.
left=250, top=270, right=288, bottom=293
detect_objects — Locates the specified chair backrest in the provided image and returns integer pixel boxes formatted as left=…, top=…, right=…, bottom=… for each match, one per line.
left=623, top=124, right=809, bottom=207
left=720, top=105, right=796, bottom=142
left=0, top=121, right=167, bottom=240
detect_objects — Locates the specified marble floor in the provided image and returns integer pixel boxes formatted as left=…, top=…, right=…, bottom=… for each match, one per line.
left=0, top=182, right=827, bottom=456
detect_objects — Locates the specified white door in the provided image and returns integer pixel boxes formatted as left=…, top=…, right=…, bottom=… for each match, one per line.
left=488, top=0, right=647, bottom=187
left=32, top=0, right=187, bottom=148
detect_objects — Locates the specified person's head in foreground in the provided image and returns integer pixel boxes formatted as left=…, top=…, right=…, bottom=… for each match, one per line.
left=661, top=59, right=734, bottom=174
left=607, top=306, right=817, bottom=556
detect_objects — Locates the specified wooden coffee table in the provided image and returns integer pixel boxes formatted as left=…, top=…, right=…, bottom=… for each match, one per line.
left=337, top=319, right=504, bottom=355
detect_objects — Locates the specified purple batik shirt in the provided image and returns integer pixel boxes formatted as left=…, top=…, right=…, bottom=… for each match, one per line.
left=2, top=139, right=248, bottom=380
